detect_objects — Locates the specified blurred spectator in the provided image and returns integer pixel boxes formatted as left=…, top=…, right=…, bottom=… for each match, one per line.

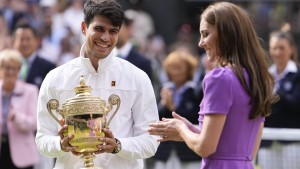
left=56, top=26, right=81, bottom=66
left=12, top=23, right=56, bottom=169
left=258, top=24, right=300, bottom=169
left=62, top=0, right=84, bottom=43
left=42, top=0, right=71, bottom=57
left=168, top=23, right=199, bottom=57
left=144, top=34, right=168, bottom=100
left=37, top=6, right=60, bottom=64
left=12, top=23, right=56, bottom=89
left=38, top=0, right=83, bottom=65
left=39, top=0, right=57, bottom=8
left=193, top=53, right=217, bottom=97
left=123, top=8, right=155, bottom=53
left=153, top=51, right=202, bottom=169
left=0, top=49, right=39, bottom=169
left=0, top=11, right=12, bottom=50
left=116, top=11, right=153, bottom=80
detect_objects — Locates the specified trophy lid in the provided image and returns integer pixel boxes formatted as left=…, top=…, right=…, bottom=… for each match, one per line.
left=61, top=75, right=109, bottom=116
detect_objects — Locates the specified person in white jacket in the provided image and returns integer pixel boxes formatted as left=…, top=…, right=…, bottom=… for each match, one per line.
left=35, top=0, right=159, bottom=169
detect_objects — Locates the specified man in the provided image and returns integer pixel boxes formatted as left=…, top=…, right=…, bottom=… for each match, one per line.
left=35, top=0, right=159, bottom=169
left=12, top=24, right=56, bottom=89
left=116, top=11, right=153, bottom=80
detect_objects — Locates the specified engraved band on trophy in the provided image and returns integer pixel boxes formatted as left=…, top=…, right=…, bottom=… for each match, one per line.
left=47, top=75, right=121, bottom=169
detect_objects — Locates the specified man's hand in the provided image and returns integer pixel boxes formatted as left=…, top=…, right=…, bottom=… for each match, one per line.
left=59, top=125, right=81, bottom=156
left=95, top=128, right=117, bottom=154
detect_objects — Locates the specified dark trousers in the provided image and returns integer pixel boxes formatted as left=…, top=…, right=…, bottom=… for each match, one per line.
left=0, top=135, right=33, bottom=169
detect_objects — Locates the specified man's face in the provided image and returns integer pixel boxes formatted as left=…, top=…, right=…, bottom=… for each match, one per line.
left=116, top=23, right=131, bottom=48
left=82, top=16, right=120, bottom=60
left=13, top=28, right=38, bottom=58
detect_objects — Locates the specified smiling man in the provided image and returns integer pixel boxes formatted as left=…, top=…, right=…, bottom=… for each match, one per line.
left=35, top=0, right=159, bottom=169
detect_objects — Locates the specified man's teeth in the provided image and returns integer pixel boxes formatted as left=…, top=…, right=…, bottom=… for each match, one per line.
left=96, top=42, right=109, bottom=48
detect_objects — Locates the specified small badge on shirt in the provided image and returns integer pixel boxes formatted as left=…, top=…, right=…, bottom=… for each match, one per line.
left=283, top=81, right=292, bottom=91
left=111, top=81, right=116, bottom=87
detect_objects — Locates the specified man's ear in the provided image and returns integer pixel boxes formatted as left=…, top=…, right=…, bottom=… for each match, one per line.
left=81, top=21, right=87, bottom=35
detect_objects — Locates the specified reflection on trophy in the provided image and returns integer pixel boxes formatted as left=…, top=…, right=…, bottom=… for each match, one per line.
left=47, top=75, right=121, bottom=169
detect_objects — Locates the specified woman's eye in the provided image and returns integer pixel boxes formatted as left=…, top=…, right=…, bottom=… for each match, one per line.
left=202, top=33, right=208, bottom=37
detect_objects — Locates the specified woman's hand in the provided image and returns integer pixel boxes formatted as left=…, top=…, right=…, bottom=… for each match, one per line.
left=172, top=112, right=200, bottom=133
left=148, top=112, right=189, bottom=142
left=8, top=105, right=15, bottom=121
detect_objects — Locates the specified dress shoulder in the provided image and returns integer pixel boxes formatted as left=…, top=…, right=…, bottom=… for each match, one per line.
left=201, top=67, right=235, bottom=114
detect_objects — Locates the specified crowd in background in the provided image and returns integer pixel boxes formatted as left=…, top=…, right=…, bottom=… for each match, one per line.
left=0, top=0, right=300, bottom=169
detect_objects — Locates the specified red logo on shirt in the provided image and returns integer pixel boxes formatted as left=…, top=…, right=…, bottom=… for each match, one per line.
left=111, top=81, right=116, bottom=87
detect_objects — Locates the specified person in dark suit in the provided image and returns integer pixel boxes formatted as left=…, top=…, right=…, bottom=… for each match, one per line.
left=116, top=11, right=152, bottom=80
left=12, top=23, right=56, bottom=169
left=153, top=51, right=202, bottom=169
left=12, top=24, right=56, bottom=89
left=258, top=27, right=300, bottom=169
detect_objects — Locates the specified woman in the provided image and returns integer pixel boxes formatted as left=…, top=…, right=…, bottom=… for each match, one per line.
left=0, top=49, right=39, bottom=169
left=258, top=27, right=300, bottom=169
left=148, top=2, right=277, bottom=169
left=153, top=51, right=202, bottom=169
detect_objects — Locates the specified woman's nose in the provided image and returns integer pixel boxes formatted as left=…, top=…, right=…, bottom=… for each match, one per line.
left=198, top=40, right=204, bottom=48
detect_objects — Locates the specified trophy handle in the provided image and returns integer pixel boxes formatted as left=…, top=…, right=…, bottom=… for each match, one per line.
left=106, top=94, right=121, bottom=128
left=47, top=99, right=63, bottom=127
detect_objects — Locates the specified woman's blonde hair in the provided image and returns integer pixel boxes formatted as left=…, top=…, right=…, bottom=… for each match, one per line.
left=0, top=49, right=22, bottom=69
left=163, top=51, right=198, bottom=81
left=201, top=2, right=277, bottom=119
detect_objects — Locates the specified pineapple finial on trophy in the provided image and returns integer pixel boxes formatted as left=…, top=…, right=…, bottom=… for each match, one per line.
left=75, top=75, right=92, bottom=96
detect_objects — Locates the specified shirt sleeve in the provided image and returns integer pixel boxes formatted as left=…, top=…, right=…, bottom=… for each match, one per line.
left=117, top=71, right=160, bottom=159
left=35, top=70, right=67, bottom=158
left=201, top=68, right=233, bottom=115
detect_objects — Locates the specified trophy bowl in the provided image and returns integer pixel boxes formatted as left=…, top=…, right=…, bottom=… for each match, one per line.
left=47, top=75, right=121, bottom=169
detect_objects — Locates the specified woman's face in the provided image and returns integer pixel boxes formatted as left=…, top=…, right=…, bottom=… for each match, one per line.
left=168, top=61, right=188, bottom=87
left=269, top=36, right=293, bottom=66
left=0, top=59, right=20, bottom=85
left=198, top=19, right=219, bottom=62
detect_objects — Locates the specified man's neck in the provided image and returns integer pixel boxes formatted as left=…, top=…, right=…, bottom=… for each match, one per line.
left=84, top=51, right=99, bottom=71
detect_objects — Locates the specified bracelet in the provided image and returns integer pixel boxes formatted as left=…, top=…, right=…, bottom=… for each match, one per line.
left=111, top=138, right=122, bottom=154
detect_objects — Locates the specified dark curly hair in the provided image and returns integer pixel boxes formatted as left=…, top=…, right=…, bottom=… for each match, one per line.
left=84, top=0, right=124, bottom=28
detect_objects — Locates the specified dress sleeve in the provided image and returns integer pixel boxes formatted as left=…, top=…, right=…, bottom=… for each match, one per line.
left=201, top=68, right=233, bottom=115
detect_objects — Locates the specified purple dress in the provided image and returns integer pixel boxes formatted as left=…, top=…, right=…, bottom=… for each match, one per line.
left=198, top=67, right=264, bottom=169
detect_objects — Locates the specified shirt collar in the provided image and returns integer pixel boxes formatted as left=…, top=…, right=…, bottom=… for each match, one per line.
left=79, top=43, right=117, bottom=73
left=164, top=81, right=195, bottom=92
left=116, top=42, right=132, bottom=59
left=269, top=60, right=298, bottom=79
left=23, top=52, right=37, bottom=65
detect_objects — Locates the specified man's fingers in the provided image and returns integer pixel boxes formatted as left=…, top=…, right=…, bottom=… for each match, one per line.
left=60, top=134, right=77, bottom=152
left=59, top=125, right=68, bottom=139
left=102, top=128, right=114, bottom=138
left=71, top=151, right=83, bottom=156
left=96, top=137, right=116, bottom=153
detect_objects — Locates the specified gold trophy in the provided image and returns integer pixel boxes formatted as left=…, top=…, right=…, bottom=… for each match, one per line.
left=47, top=75, right=121, bottom=169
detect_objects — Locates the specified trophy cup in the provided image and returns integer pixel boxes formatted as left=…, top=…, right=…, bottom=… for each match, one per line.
left=47, top=75, right=121, bottom=169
